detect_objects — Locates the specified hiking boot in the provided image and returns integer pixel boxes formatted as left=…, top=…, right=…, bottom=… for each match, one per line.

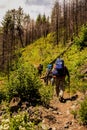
left=59, top=96, right=63, bottom=102
left=59, top=97, right=66, bottom=103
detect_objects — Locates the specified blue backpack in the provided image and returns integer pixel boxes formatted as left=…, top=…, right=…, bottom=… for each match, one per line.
left=52, top=58, right=65, bottom=76
left=47, top=64, right=53, bottom=70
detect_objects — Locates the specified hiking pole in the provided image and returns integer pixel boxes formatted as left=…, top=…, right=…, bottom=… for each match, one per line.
left=68, top=79, right=71, bottom=99
left=69, top=82, right=71, bottom=99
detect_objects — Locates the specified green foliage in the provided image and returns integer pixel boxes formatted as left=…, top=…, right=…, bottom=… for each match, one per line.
left=74, top=25, right=87, bottom=49
left=39, top=85, right=54, bottom=106
left=22, top=34, right=65, bottom=72
left=0, top=76, right=7, bottom=103
left=9, top=112, right=35, bottom=130
left=0, top=90, right=6, bottom=103
left=77, top=82, right=87, bottom=94
left=1, top=106, right=44, bottom=130
left=0, top=25, right=86, bottom=104
left=7, top=64, right=42, bottom=103
left=18, top=29, right=87, bottom=96
left=71, top=110, right=77, bottom=119
left=79, top=98, right=87, bottom=125
left=63, top=42, right=87, bottom=93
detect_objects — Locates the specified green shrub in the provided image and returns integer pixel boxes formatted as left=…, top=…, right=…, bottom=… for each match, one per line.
left=79, top=97, right=87, bottom=125
left=7, top=64, right=42, bottom=104
left=74, top=25, right=87, bottom=49
left=9, top=112, right=35, bottom=130
left=71, top=110, right=77, bottom=119
left=39, top=84, right=53, bottom=106
left=0, top=90, right=6, bottom=103
left=0, top=80, right=7, bottom=103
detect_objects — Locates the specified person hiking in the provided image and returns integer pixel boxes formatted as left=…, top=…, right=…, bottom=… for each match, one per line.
left=37, top=64, right=43, bottom=77
left=45, top=64, right=53, bottom=85
left=52, top=58, right=70, bottom=103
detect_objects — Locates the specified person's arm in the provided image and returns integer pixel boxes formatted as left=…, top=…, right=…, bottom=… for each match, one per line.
left=65, top=66, right=70, bottom=82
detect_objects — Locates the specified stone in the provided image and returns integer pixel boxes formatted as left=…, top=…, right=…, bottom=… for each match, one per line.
left=9, top=97, right=21, bottom=112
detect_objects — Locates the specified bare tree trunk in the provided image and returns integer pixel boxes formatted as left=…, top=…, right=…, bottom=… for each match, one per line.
left=63, top=0, right=67, bottom=45
left=18, top=27, right=24, bottom=47
left=56, top=13, right=59, bottom=45
left=75, top=0, right=78, bottom=35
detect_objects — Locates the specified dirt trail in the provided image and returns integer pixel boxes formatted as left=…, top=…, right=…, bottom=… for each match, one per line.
left=39, top=91, right=87, bottom=130
left=0, top=83, right=87, bottom=130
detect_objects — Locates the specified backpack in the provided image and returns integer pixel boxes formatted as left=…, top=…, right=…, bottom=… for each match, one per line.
left=52, top=58, right=65, bottom=76
left=47, top=64, right=53, bottom=70
left=46, top=64, right=53, bottom=76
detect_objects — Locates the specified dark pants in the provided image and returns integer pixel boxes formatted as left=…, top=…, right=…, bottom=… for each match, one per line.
left=55, top=76, right=65, bottom=98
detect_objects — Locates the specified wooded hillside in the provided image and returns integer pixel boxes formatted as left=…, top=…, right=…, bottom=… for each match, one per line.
left=0, top=0, right=87, bottom=73
left=0, top=1, right=87, bottom=129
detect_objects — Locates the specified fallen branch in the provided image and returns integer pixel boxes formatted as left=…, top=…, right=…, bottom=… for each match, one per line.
left=50, top=41, right=73, bottom=65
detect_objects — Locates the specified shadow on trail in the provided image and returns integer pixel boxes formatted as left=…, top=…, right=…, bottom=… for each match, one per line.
left=44, top=95, right=78, bottom=109
left=61, top=94, right=78, bottom=103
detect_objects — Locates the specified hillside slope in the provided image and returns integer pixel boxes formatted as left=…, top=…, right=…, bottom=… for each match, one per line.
left=21, top=33, right=87, bottom=93
left=0, top=31, right=87, bottom=130
left=18, top=34, right=87, bottom=130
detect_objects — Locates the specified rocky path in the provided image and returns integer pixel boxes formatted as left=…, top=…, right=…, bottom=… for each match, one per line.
left=0, top=90, right=87, bottom=130
left=36, top=91, right=87, bottom=130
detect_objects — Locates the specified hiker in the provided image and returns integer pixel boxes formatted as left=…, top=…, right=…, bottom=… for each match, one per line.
left=45, top=64, right=53, bottom=85
left=37, top=64, right=43, bottom=76
left=52, top=58, right=70, bottom=102
left=51, top=64, right=57, bottom=86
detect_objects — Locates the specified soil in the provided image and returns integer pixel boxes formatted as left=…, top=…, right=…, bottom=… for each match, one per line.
left=34, top=91, right=87, bottom=130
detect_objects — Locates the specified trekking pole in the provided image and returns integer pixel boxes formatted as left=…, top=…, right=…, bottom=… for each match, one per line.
left=69, top=81, right=71, bottom=99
